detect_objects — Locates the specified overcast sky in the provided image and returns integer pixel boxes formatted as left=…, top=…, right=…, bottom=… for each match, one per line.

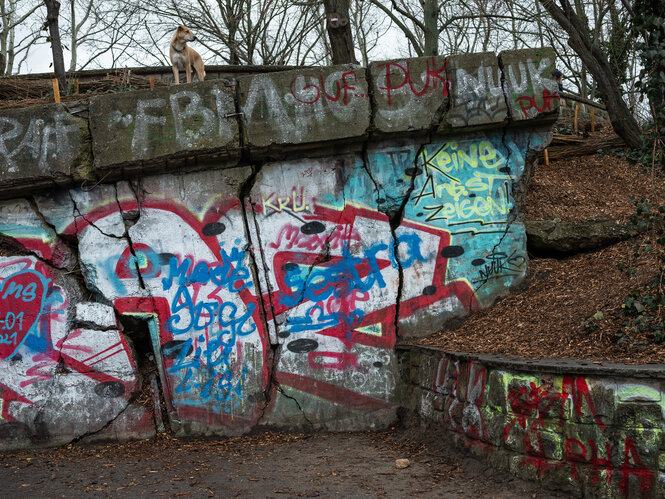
left=17, top=10, right=404, bottom=75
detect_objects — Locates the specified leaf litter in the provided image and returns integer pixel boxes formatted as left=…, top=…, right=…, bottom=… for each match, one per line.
left=419, top=146, right=665, bottom=364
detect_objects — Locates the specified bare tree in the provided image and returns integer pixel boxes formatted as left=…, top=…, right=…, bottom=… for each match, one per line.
left=65, top=0, right=90, bottom=70
left=538, top=0, right=642, bottom=148
left=43, top=0, right=66, bottom=93
left=322, top=0, right=357, bottom=64
left=368, top=0, right=440, bottom=56
left=141, top=0, right=325, bottom=66
left=1, top=0, right=41, bottom=75
left=350, top=0, right=391, bottom=66
left=60, top=0, right=147, bottom=71
left=368, top=0, right=529, bottom=57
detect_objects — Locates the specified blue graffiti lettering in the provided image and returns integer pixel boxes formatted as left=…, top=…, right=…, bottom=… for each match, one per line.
left=166, top=299, right=256, bottom=412
left=284, top=304, right=365, bottom=333
left=167, top=286, right=256, bottom=336
left=279, top=243, right=388, bottom=307
left=278, top=234, right=427, bottom=308
left=162, top=247, right=253, bottom=293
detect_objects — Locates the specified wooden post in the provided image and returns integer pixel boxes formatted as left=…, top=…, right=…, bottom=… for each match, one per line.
left=52, top=78, right=61, bottom=103
left=149, top=76, right=155, bottom=89
left=574, top=104, right=579, bottom=132
left=544, top=148, right=550, bottom=166
left=75, top=79, right=79, bottom=94
left=590, top=107, right=595, bottom=132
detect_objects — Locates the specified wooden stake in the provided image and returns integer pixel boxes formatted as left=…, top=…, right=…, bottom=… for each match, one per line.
left=149, top=76, right=155, bottom=89
left=591, top=107, right=595, bottom=132
left=544, top=148, right=550, bottom=166
left=52, top=78, right=60, bottom=103
left=75, top=79, right=79, bottom=94
left=574, top=104, right=579, bottom=132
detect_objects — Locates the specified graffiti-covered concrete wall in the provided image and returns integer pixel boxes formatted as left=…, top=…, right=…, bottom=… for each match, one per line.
left=0, top=48, right=557, bottom=448
left=399, top=346, right=665, bottom=498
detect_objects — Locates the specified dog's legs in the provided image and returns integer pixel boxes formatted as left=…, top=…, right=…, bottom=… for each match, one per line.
left=186, top=61, right=192, bottom=83
left=195, top=65, right=205, bottom=82
left=172, top=66, right=179, bottom=84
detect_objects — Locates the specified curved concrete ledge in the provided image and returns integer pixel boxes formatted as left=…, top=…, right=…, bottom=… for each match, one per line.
left=397, top=344, right=665, bottom=498
left=398, top=344, right=665, bottom=378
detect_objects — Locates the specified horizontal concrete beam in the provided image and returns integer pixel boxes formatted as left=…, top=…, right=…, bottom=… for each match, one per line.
left=0, top=48, right=558, bottom=199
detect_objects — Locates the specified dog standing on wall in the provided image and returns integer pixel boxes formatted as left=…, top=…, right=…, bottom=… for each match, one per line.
left=169, top=25, right=205, bottom=84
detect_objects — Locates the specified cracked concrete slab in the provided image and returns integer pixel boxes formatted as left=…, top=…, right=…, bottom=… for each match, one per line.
left=108, top=167, right=268, bottom=436
left=248, top=154, right=400, bottom=429
left=238, top=65, right=371, bottom=148
left=369, top=55, right=450, bottom=134
left=0, top=255, right=139, bottom=451
left=0, top=104, right=92, bottom=200
left=89, top=80, right=240, bottom=173
left=500, top=47, right=559, bottom=122
left=440, top=52, right=507, bottom=130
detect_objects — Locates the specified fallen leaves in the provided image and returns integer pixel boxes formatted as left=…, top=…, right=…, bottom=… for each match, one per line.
left=419, top=151, right=665, bottom=365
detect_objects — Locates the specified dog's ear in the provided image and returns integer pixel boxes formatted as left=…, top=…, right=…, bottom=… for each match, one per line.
left=177, top=25, right=185, bottom=31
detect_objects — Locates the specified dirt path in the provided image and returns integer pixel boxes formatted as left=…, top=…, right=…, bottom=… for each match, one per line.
left=0, top=430, right=569, bottom=498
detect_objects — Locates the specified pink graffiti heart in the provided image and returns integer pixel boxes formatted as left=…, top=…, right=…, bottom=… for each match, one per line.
left=0, top=270, right=48, bottom=360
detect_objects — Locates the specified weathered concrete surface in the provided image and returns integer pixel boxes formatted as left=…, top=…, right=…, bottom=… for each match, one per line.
left=0, top=49, right=560, bottom=198
left=75, top=302, right=117, bottom=330
left=89, top=80, right=239, bottom=173
left=32, top=167, right=268, bottom=438
left=500, top=48, right=559, bottom=122
left=0, top=255, right=147, bottom=451
left=1, top=127, right=546, bottom=445
left=370, top=55, right=449, bottom=133
left=0, top=104, right=91, bottom=197
left=238, top=64, right=371, bottom=148
left=0, top=49, right=563, bottom=450
left=441, top=52, right=507, bottom=130
left=398, top=344, right=665, bottom=498
left=248, top=155, right=399, bottom=430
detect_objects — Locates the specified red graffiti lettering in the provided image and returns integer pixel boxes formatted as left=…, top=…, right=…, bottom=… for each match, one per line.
left=514, top=88, right=560, bottom=117
left=562, top=376, right=606, bottom=430
left=503, top=381, right=568, bottom=462
left=289, top=71, right=362, bottom=106
left=378, top=57, right=450, bottom=105
left=565, top=437, right=587, bottom=480
left=269, top=223, right=361, bottom=252
left=619, top=437, right=654, bottom=497
left=588, top=438, right=613, bottom=485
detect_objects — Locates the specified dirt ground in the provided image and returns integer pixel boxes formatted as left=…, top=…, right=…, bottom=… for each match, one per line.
left=420, top=139, right=665, bottom=364
left=0, top=429, right=569, bottom=498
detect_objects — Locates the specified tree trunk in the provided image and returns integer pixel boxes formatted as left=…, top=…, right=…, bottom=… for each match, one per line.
left=534, top=0, right=544, bottom=47
left=539, top=0, right=642, bottom=149
left=423, top=0, right=438, bottom=56
left=322, top=0, right=357, bottom=64
left=69, top=0, right=76, bottom=71
left=43, top=0, right=67, bottom=94
left=225, top=0, right=241, bottom=65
